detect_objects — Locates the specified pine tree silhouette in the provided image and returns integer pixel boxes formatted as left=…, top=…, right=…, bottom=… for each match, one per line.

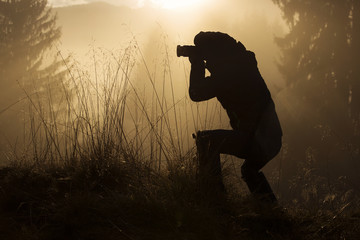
left=0, top=0, right=62, bottom=86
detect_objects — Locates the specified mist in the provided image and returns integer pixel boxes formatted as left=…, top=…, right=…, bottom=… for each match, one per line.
left=0, top=0, right=287, bottom=162
left=1, top=1, right=360, bottom=238
left=51, top=0, right=288, bottom=173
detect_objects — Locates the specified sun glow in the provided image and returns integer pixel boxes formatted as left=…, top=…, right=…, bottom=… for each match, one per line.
left=150, top=0, right=205, bottom=9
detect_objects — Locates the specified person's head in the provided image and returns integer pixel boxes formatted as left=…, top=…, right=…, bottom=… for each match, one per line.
left=194, top=31, right=246, bottom=71
left=194, top=31, right=245, bottom=59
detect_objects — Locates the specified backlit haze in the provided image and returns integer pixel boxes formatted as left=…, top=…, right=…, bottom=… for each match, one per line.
left=49, top=0, right=207, bottom=9
left=53, top=0, right=287, bottom=88
left=51, top=0, right=287, bottom=164
left=1, top=0, right=288, bottom=166
left=2, top=0, right=360, bottom=216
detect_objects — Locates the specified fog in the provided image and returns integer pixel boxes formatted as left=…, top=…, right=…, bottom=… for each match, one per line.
left=51, top=0, right=286, bottom=164
left=54, top=1, right=286, bottom=90
left=1, top=0, right=359, bottom=204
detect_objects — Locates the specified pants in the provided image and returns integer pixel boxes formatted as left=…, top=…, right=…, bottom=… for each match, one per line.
left=196, top=101, right=282, bottom=202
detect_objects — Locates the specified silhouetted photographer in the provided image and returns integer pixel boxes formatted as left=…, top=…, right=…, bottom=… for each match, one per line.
left=178, top=32, right=282, bottom=204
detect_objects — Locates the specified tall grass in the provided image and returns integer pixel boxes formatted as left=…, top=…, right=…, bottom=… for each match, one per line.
left=0, top=40, right=245, bottom=240
left=9, top=40, right=189, bottom=170
left=1, top=39, right=360, bottom=240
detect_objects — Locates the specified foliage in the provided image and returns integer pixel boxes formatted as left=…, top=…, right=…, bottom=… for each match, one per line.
left=0, top=41, right=358, bottom=239
left=273, top=0, right=360, bottom=185
left=1, top=159, right=359, bottom=239
left=0, top=0, right=62, bottom=85
left=0, top=0, right=68, bottom=159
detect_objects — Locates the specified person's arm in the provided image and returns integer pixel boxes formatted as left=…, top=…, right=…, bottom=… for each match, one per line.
left=188, top=56, right=218, bottom=102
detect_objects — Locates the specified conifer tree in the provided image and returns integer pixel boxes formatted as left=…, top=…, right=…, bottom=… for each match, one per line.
left=0, top=0, right=62, bottom=86
left=0, top=0, right=66, bottom=156
left=273, top=0, right=360, bottom=180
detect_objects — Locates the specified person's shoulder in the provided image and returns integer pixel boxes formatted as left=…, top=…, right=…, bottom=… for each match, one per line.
left=234, top=48, right=257, bottom=65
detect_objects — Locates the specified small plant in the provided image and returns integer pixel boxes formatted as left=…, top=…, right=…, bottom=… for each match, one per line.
left=1, top=38, right=359, bottom=240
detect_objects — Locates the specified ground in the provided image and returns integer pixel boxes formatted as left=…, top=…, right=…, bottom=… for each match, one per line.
left=0, top=163, right=359, bottom=240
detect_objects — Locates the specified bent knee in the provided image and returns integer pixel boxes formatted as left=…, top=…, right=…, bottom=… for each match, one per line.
left=252, top=135, right=282, bottom=161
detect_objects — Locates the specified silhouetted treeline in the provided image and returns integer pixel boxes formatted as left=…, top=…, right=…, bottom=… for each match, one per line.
left=273, top=0, right=360, bottom=196
left=0, top=0, right=62, bottom=85
left=0, top=0, right=64, bottom=159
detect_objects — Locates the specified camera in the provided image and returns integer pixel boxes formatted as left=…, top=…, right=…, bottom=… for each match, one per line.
left=176, top=45, right=199, bottom=57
